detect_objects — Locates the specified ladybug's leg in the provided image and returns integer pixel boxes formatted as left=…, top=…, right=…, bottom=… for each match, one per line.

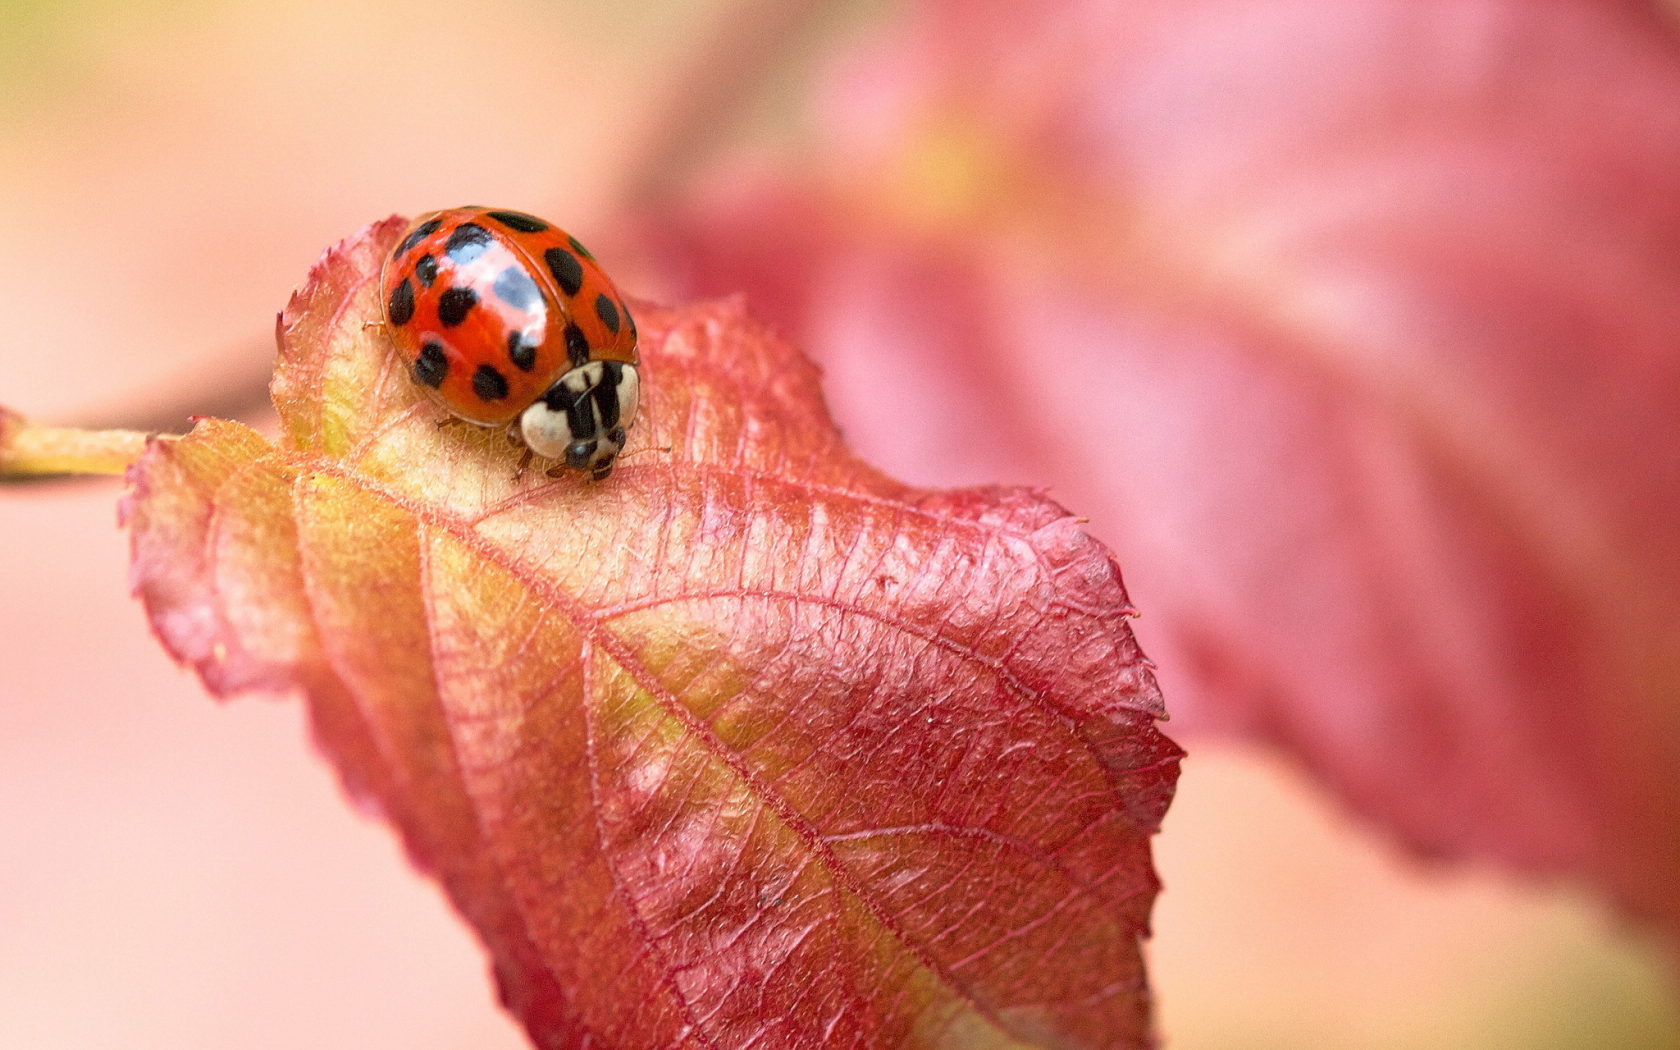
left=503, top=424, right=535, bottom=479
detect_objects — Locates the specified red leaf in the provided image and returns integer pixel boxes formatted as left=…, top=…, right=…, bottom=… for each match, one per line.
left=638, top=0, right=1680, bottom=935
left=121, top=218, right=1179, bottom=1049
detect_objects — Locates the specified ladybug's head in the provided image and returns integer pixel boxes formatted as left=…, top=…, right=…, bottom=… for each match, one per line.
left=519, top=360, right=641, bottom=478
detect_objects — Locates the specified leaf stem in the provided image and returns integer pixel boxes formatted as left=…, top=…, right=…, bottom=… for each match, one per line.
left=1, top=408, right=157, bottom=479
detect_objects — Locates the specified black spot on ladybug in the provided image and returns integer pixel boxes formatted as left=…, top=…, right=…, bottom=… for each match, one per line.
left=540, top=381, right=579, bottom=413
left=487, top=210, right=549, bottom=233
left=593, top=362, right=623, bottom=429
left=413, top=340, right=448, bottom=388
left=444, top=222, right=492, bottom=264
left=473, top=364, right=509, bottom=401
left=437, top=286, right=478, bottom=327
left=396, top=218, right=442, bottom=258
left=568, top=234, right=595, bottom=261
left=493, top=266, right=540, bottom=312
left=563, top=322, right=590, bottom=366
left=507, top=331, right=537, bottom=372
left=415, top=253, right=438, bottom=288
left=565, top=389, right=597, bottom=440
left=623, top=303, right=637, bottom=340
left=544, top=247, right=583, bottom=297
left=387, top=278, right=415, bottom=326
left=595, top=294, right=620, bottom=335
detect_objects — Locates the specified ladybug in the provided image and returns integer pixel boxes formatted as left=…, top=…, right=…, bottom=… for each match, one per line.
left=380, top=207, right=641, bottom=480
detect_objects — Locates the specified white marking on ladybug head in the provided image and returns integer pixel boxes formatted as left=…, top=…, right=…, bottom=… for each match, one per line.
left=614, top=364, right=641, bottom=435
left=518, top=397, right=574, bottom=460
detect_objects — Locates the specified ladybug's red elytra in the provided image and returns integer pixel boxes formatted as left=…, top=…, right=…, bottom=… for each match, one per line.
left=380, top=207, right=641, bottom=480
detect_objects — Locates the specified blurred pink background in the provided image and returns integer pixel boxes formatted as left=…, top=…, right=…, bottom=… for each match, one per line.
left=2, top=2, right=1678, bottom=1048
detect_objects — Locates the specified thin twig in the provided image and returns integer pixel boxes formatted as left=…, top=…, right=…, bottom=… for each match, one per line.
left=0, top=409, right=157, bottom=481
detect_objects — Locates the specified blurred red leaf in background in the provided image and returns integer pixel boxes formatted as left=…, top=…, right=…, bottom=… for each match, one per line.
left=638, top=0, right=1680, bottom=937
left=120, top=219, right=1180, bottom=1048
